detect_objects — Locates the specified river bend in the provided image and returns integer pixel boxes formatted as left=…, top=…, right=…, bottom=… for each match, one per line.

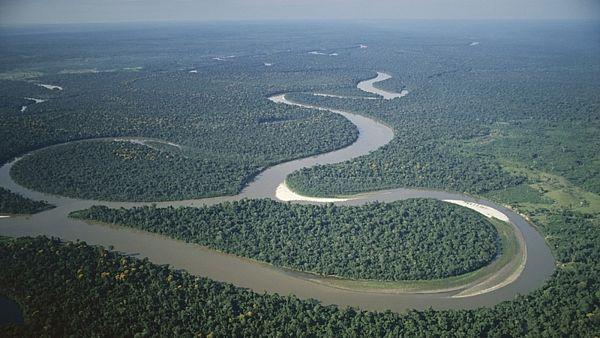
left=0, top=72, right=555, bottom=312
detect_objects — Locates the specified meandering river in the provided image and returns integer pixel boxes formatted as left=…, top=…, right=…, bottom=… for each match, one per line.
left=0, top=72, right=554, bottom=313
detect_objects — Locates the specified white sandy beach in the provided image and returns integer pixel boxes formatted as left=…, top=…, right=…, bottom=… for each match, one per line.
left=442, top=199, right=510, bottom=222
left=275, top=182, right=350, bottom=203
left=453, top=252, right=527, bottom=298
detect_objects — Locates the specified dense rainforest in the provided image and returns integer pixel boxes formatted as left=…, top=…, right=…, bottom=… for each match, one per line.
left=71, top=199, right=499, bottom=281
left=1, top=232, right=598, bottom=337
left=1, top=69, right=359, bottom=201
left=0, top=188, right=53, bottom=214
left=0, top=21, right=599, bottom=336
left=282, top=27, right=598, bottom=200
left=11, top=134, right=366, bottom=201
left=3, top=23, right=597, bottom=202
left=285, top=62, right=598, bottom=198
left=0, top=26, right=365, bottom=201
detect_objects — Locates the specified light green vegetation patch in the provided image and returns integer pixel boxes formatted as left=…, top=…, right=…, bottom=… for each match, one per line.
left=463, top=121, right=600, bottom=216
left=485, top=183, right=551, bottom=205
left=472, top=121, right=600, bottom=195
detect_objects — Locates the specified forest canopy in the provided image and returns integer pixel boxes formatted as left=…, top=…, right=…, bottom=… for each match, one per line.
left=0, top=187, right=53, bottom=214
left=71, top=198, right=500, bottom=281
left=0, top=22, right=598, bottom=337
left=1, top=231, right=597, bottom=337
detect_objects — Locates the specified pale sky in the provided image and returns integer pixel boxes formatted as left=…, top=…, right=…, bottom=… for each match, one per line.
left=1, top=0, right=599, bottom=25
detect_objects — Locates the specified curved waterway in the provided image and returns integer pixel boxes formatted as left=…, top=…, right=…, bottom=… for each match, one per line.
left=357, top=72, right=409, bottom=99
left=0, top=72, right=555, bottom=312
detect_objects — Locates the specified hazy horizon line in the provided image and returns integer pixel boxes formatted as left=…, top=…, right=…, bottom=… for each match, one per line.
left=2, top=17, right=599, bottom=29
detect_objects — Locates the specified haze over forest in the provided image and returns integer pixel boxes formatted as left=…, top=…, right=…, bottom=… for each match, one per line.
left=1, top=0, right=600, bottom=25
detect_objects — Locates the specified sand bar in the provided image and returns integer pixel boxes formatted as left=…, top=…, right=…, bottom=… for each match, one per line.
left=443, top=200, right=510, bottom=222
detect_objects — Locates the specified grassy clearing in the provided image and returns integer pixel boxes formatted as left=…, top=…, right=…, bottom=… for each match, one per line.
left=489, top=160, right=600, bottom=215
left=463, top=121, right=600, bottom=216
left=485, top=183, right=550, bottom=205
